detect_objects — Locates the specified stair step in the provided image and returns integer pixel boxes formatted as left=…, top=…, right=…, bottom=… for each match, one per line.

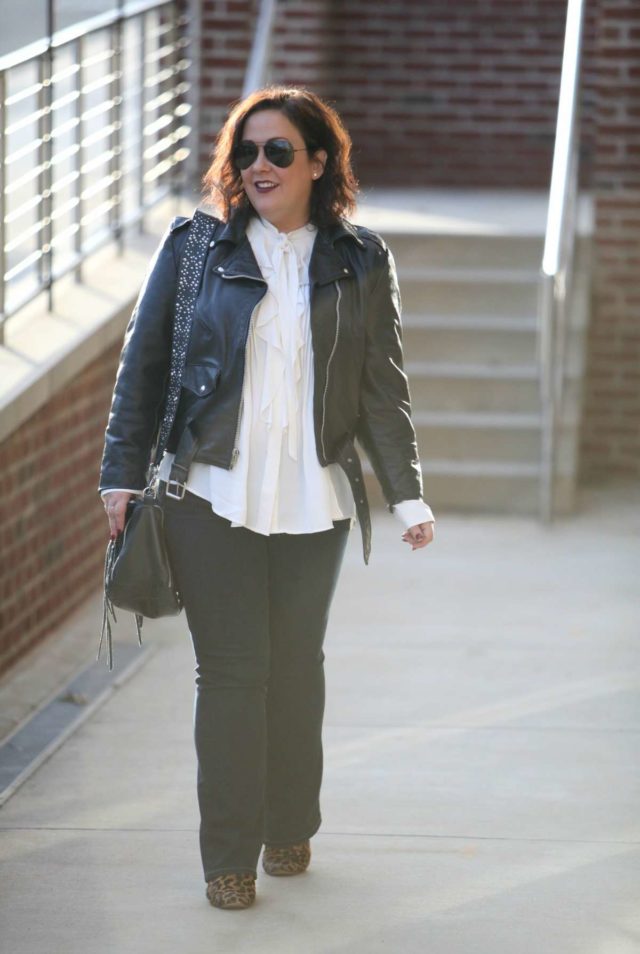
left=363, top=458, right=541, bottom=479
left=398, top=266, right=540, bottom=284
left=402, top=313, right=537, bottom=332
left=405, top=360, right=538, bottom=380
left=402, top=321, right=537, bottom=364
left=373, top=233, right=545, bottom=271
left=412, top=410, right=542, bottom=429
left=413, top=409, right=583, bottom=464
left=416, top=426, right=540, bottom=463
left=399, top=280, right=538, bottom=316
left=423, top=459, right=541, bottom=477
left=363, top=467, right=576, bottom=515
left=408, top=373, right=539, bottom=413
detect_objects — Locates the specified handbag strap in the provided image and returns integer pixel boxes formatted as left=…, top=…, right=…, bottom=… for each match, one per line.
left=152, top=209, right=220, bottom=470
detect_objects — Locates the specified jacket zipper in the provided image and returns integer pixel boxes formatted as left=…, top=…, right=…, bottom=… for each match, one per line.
left=219, top=271, right=266, bottom=468
left=321, top=281, right=342, bottom=462
left=230, top=319, right=252, bottom=468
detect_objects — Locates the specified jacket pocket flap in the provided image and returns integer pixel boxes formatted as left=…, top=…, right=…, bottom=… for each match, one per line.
left=182, top=363, right=221, bottom=397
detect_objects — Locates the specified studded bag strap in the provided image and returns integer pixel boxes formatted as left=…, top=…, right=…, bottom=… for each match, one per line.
left=151, top=209, right=220, bottom=470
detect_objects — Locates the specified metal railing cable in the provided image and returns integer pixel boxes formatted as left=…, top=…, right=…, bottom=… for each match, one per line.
left=0, top=0, right=192, bottom=340
left=538, top=0, right=586, bottom=522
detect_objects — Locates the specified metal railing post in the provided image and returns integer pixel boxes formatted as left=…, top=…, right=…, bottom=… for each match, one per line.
left=0, top=70, right=6, bottom=343
left=138, top=11, right=147, bottom=232
left=538, top=0, right=585, bottom=523
left=538, top=273, right=556, bottom=524
left=74, top=35, right=84, bottom=282
left=110, top=2, right=124, bottom=253
left=38, top=47, right=54, bottom=312
left=169, top=0, right=180, bottom=200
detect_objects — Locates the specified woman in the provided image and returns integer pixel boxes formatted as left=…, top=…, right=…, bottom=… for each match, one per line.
left=99, top=86, right=434, bottom=910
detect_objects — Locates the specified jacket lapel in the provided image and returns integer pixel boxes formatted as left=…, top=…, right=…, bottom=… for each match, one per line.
left=217, top=239, right=265, bottom=281
left=309, top=232, right=353, bottom=286
left=213, top=207, right=264, bottom=281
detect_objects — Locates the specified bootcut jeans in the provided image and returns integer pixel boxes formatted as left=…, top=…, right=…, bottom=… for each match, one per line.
left=161, top=487, right=351, bottom=881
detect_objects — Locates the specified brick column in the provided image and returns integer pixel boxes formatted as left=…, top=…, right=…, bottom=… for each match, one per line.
left=580, top=0, right=640, bottom=478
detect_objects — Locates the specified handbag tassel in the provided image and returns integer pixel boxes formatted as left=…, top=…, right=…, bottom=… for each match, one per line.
left=98, top=539, right=117, bottom=671
left=98, top=539, right=145, bottom=671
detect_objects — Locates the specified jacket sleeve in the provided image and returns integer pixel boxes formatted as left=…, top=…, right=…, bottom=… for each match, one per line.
left=98, top=218, right=186, bottom=492
left=355, top=244, right=424, bottom=509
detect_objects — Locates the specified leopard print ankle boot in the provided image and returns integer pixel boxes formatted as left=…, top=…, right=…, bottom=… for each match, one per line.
left=262, top=839, right=311, bottom=876
left=206, top=872, right=256, bottom=909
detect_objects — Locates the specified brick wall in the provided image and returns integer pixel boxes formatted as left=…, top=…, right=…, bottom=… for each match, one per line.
left=198, top=0, right=597, bottom=188
left=579, top=0, right=640, bottom=478
left=282, top=0, right=595, bottom=188
left=0, top=346, right=119, bottom=675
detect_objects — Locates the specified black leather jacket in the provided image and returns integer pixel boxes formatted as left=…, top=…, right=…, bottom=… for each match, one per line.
left=99, top=205, right=423, bottom=563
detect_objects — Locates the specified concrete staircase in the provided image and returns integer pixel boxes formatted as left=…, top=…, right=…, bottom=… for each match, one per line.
left=355, top=190, right=593, bottom=515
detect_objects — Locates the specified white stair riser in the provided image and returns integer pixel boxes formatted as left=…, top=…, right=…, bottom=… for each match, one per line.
left=402, top=324, right=587, bottom=366
left=399, top=279, right=538, bottom=316
left=415, top=423, right=540, bottom=460
left=403, top=326, right=537, bottom=364
left=385, top=232, right=592, bottom=273
left=408, top=375, right=539, bottom=412
left=408, top=375, right=583, bottom=416
left=413, top=424, right=579, bottom=468
left=388, top=233, right=544, bottom=270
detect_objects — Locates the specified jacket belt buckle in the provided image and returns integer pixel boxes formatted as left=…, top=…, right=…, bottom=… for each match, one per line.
left=165, top=480, right=187, bottom=500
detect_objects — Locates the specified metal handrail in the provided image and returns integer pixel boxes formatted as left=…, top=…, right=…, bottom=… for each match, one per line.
left=0, top=0, right=167, bottom=72
left=538, top=0, right=586, bottom=522
left=243, top=0, right=278, bottom=97
left=0, top=0, right=192, bottom=340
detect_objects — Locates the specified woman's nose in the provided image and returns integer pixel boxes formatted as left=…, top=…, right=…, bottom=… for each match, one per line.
left=251, top=145, right=271, bottom=172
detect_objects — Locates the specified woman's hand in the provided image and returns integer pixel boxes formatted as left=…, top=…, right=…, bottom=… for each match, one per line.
left=103, top=491, right=133, bottom=539
left=402, top=521, right=435, bottom=551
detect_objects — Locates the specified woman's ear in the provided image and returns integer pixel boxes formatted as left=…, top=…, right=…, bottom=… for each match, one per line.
left=312, top=149, right=328, bottom=178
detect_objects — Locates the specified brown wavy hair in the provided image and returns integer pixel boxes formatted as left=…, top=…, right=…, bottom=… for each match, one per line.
left=201, top=86, right=359, bottom=228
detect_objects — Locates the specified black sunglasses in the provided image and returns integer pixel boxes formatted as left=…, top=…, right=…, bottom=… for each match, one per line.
left=233, top=138, right=308, bottom=170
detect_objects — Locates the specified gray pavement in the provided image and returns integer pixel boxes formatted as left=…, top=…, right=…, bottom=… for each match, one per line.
left=0, top=480, right=639, bottom=953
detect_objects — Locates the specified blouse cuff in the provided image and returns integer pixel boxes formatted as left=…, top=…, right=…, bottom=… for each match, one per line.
left=100, top=488, right=145, bottom=498
left=391, top=499, right=435, bottom=529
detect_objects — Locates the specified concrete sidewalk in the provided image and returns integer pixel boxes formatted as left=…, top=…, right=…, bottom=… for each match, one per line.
left=1, top=482, right=639, bottom=953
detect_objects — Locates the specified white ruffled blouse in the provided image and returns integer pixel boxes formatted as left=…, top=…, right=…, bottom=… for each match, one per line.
left=145, top=216, right=433, bottom=535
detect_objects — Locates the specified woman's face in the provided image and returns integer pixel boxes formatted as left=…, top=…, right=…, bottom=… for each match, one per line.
left=238, top=109, right=326, bottom=233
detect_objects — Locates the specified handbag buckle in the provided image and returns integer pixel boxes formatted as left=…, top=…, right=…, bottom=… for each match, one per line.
left=165, top=480, right=186, bottom=500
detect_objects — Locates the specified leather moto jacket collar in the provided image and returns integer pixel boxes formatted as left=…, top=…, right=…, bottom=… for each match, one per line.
left=212, top=204, right=366, bottom=287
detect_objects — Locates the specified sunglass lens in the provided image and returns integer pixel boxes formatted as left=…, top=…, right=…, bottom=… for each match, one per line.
left=264, top=139, right=295, bottom=167
left=234, top=142, right=258, bottom=170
